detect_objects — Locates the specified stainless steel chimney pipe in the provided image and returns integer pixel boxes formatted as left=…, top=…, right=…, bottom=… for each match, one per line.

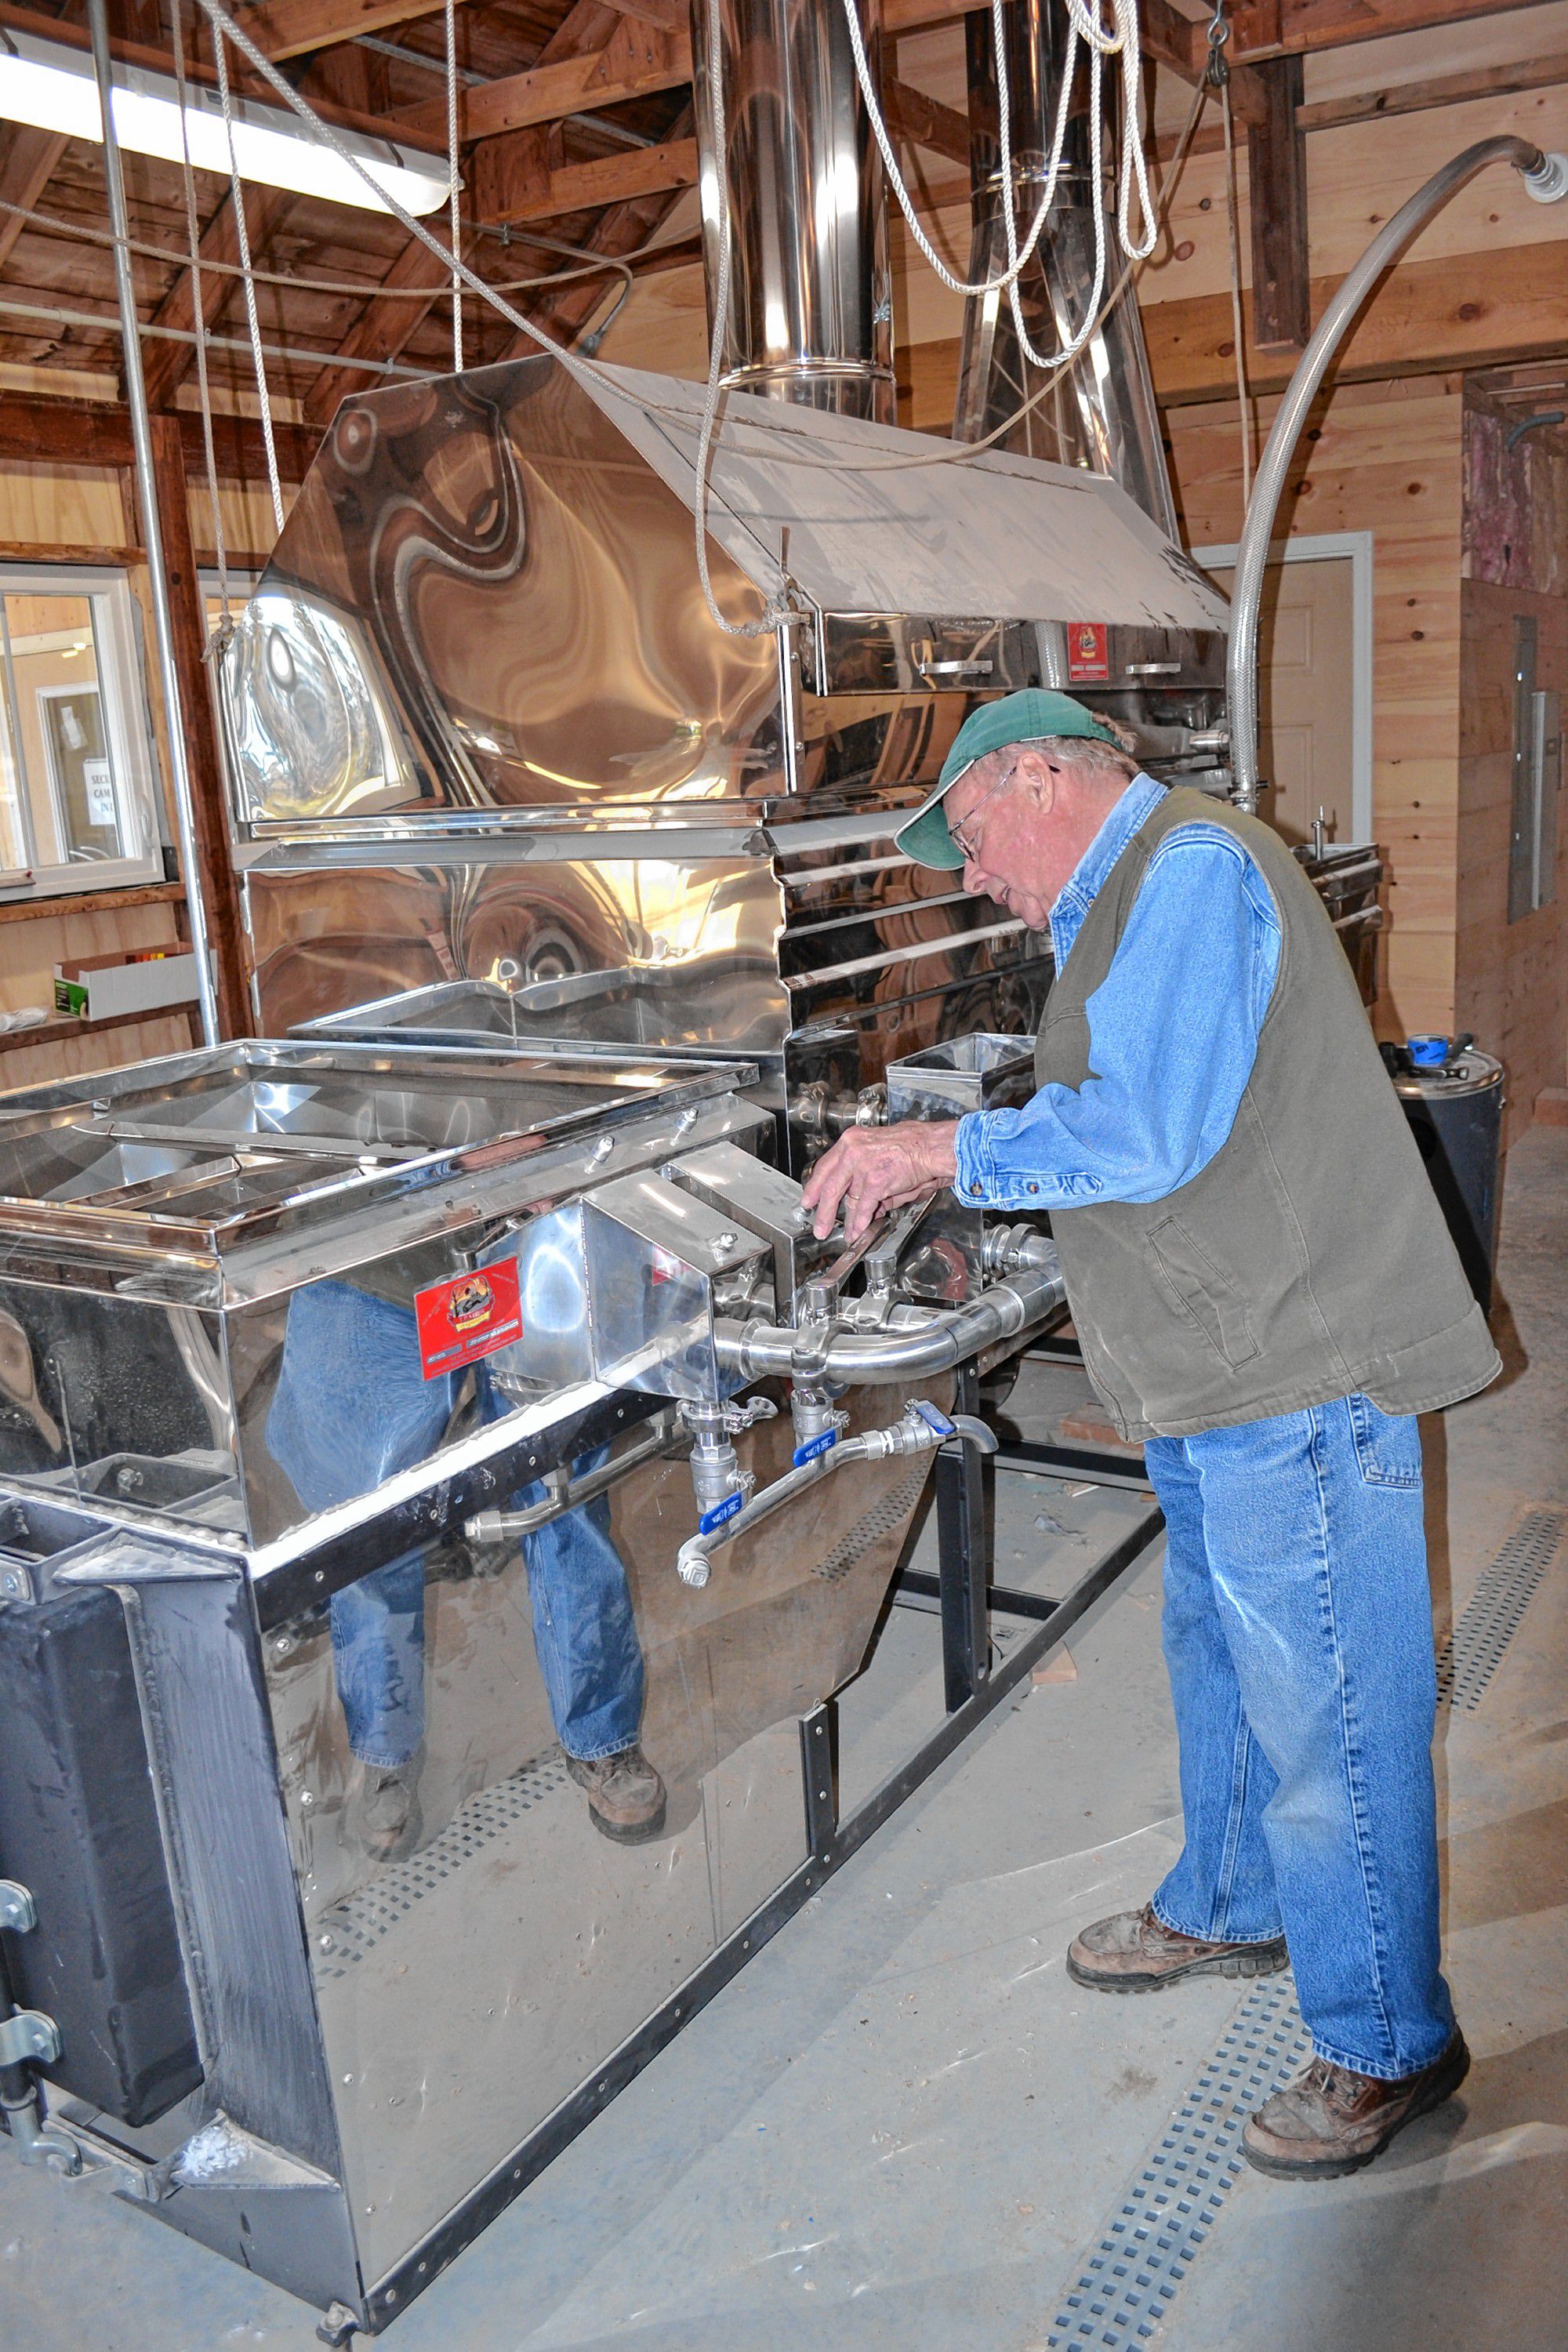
left=692, top=0, right=895, bottom=422
left=952, top=0, right=1177, bottom=539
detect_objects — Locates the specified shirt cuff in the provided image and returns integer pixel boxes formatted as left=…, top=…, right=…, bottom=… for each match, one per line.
left=952, top=1109, right=1105, bottom=1210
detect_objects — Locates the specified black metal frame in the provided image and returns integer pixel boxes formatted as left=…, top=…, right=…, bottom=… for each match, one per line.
left=346, top=1348, right=1165, bottom=2339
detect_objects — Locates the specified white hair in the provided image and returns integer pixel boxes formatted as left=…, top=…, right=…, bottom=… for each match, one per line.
left=967, top=730, right=1140, bottom=798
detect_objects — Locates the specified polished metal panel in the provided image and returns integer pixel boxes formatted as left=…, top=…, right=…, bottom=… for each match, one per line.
left=692, top=0, right=894, bottom=421
left=218, top=365, right=784, bottom=832
left=579, top=1169, right=771, bottom=1399
left=260, top=1381, right=935, bottom=2282
left=0, top=1044, right=768, bottom=1543
left=953, top=0, right=1179, bottom=539
left=885, top=1033, right=1037, bottom=1122
left=664, top=1137, right=832, bottom=1305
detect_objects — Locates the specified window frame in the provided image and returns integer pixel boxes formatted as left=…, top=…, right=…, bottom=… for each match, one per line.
left=0, top=561, right=169, bottom=902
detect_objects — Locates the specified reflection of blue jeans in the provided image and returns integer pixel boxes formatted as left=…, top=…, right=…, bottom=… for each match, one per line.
left=267, top=1282, right=644, bottom=1771
left=1145, top=1394, right=1454, bottom=2082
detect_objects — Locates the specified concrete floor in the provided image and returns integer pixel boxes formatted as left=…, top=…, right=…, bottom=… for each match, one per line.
left=4, top=1131, right=1568, bottom=2350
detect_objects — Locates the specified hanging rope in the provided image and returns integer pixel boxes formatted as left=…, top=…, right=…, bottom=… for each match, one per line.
left=211, top=15, right=284, bottom=533
left=169, top=0, right=232, bottom=630
left=445, top=0, right=463, bottom=372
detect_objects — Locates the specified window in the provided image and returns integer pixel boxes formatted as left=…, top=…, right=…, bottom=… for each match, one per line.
left=0, top=566, right=166, bottom=898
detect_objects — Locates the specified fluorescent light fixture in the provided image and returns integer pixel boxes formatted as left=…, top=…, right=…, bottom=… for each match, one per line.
left=0, top=28, right=449, bottom=216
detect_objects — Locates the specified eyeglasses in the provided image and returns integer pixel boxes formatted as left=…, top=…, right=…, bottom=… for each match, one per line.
left=947, top=757, right=1022, bottom=866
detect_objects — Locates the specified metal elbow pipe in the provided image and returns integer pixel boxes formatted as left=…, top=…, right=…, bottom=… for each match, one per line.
left=715, top=1256, right=1066, bottom=1383
left=1229, top=137, right=1564, bottom=812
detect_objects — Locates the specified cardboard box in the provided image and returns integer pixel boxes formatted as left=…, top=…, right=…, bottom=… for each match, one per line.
left=53, top=949, right=198, bottom=1022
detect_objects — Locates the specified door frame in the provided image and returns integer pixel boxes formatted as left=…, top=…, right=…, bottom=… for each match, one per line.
left=1195, top=531, right=1374, bottom=845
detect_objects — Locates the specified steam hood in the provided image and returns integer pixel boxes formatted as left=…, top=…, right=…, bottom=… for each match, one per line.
left=592, top=362, right=1226, bottom=632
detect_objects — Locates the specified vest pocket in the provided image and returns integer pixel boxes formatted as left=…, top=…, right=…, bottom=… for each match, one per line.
left=1146, top=1216, right=1261, bottom=1371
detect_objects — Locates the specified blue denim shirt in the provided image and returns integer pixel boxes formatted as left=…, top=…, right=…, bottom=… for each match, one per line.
left=953, top=774, right=1283, bottom=1210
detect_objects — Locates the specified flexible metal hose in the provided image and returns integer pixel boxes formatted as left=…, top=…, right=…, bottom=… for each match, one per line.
left=1229, top=136, right=1563, bottom=812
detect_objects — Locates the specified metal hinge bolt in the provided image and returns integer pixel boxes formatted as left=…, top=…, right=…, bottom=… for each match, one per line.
left=0, top=1880, right=37, bottom=1933
left=0, top=2009, right=60, bottom=2069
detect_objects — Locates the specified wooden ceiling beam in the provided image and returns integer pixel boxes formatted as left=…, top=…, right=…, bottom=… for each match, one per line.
left=397, top=13, right=690, bottom=145
left=884, top=77, right=971, bottom=172
left=237, top=0, right=477, bottom=66
left=1247, top=54, right=1308, bottom=353
left=314, top=0, right=619, bottom=392
left=1225, top=0, right=1563, bottom=61
left=303, top=230, right=452, bottom=423
left=142, top=184, right=292, bottom=412
left=472, top=131, right=697, bottom=227
left=0, top=390, right=318, bottom=478
left=0, top=125, right=67, bottom=275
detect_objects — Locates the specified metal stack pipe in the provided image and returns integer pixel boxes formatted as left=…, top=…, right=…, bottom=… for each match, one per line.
left=691, top=0, right=896, bottom=421
left=952, top=0, right=1177, bottom=538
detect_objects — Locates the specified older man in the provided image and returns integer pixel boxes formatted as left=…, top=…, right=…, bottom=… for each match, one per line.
left=803, top=688, right=1499, bottom=2181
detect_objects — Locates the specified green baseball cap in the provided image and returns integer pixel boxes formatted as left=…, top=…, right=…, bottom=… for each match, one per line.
left=894, top=688, right=1125, bottom=870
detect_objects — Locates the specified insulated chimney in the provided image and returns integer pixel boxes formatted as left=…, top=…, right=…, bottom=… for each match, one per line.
left=953, top=0, right=1178, bottom=538
left=692, top=0, right=895, bottom=423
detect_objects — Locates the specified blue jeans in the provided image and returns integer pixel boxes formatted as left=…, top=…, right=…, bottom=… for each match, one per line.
left=267, top=1282, right=644, bottom=1773
left=1145, top=1394, right=1454, bottom=2081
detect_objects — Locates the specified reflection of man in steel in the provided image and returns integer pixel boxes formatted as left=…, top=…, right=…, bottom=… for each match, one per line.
left=267, top=1270, right=666, bottom=1860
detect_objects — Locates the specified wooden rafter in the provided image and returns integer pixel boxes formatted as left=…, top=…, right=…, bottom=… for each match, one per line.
left=310, top=0, right=622, bottom=401
left=472, top=132, right=698, bottom=228
left=303, top=231, right=452, bottom=423
left=142, top=184, right=292, bottom=412
left=1222, top=0, right=1563, bottom=61
left=884, top=78, right=971, bottom=172
left=1247, top=54, right=1308, bottom=354
left=0, top=125, right=67, bottom=275
left=396, top=11, right=690, bottom=145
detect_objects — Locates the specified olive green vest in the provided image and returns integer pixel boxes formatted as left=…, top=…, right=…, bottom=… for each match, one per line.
left=1037, top=788, right=1501, bottom=1440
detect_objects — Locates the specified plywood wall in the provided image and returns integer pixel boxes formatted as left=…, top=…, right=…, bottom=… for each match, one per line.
left=1171, top=377, right=1468, bottom=1045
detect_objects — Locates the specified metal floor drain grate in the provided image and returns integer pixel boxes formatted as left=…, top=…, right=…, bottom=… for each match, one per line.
left=313, top=1751, right=572, bottom=1979
left=1046, top=1971, right=1309, bottom=2350
left=1436, top=1509, right=1564, bottom=1714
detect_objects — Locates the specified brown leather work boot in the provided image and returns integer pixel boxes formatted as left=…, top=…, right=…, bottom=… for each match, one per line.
left=566, top=1744, right=668, bottom=1844
left=1066, top=1904, right=1289, bottom=1994
left=1242, top=2030, right=1469, bottom=2180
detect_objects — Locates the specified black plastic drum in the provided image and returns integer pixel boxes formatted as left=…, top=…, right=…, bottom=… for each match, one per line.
left=1384, top=1040, right=1504, bottom=1314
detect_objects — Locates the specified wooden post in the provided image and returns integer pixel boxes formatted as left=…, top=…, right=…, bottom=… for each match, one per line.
left=147, top=416, right=252, bottom=1040
left=1247, top=54, right=1310, bottom=354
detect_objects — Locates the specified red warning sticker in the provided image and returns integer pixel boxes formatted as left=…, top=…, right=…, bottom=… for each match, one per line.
left=1066, top=621, right=1111, bottom=683
left=414, top=1261, right=523, bottom=1380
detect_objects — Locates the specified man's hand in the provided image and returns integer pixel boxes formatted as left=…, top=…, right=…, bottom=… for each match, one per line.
left=801, top=1120, right=962, bottom=1244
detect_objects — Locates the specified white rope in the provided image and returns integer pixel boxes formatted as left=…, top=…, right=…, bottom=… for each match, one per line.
left=211, top=16, right=284, bottom=533
left=445, top=0, right=463, bottom=373
left=170, top=0, right=231, bottom=624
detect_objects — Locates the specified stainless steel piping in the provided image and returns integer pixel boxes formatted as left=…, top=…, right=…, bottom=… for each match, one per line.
left=692, top=0, right=895, bottom=421
left=716, top=1254, right=1067, bottom=1382
left=1229, top=136, right=1566, bottom=814
left=953, top=0, right=1178, bottom=536
left=675, top=1397, right=986, bottom=1587
left=88, top=0, right=220, bottom=1045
